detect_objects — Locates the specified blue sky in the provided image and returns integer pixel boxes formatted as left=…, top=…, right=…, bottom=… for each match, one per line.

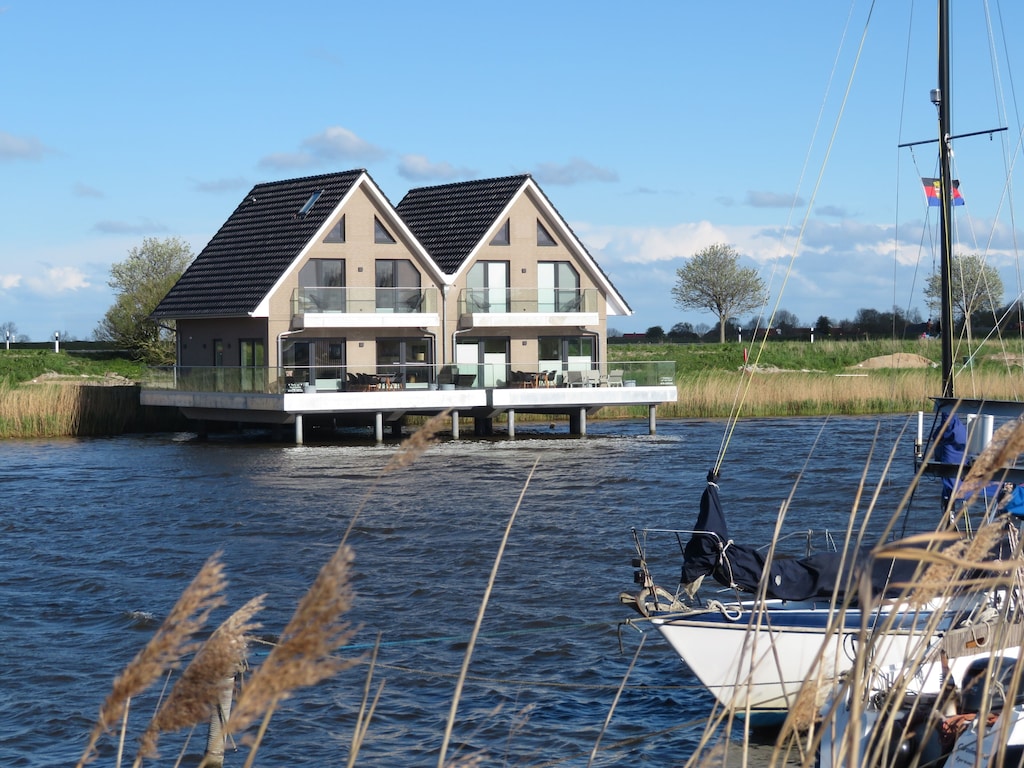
left=2, top=1, right=1023, bottom=341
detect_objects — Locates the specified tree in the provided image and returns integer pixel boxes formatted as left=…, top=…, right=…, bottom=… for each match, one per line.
left=645, top=325, right=665, bottom=342
left=814, top=316, right=832, bottom=338
left=923, top=253, right=1003, bottom=339
left=94, top=237, right=194, bottom=364
left=672, top=244, right=767, bottom=343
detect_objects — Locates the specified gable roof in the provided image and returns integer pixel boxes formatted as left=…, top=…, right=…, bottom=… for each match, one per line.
left=152, top=169, right=367, bottom=319
left=396, top=174, right=530, bottom=274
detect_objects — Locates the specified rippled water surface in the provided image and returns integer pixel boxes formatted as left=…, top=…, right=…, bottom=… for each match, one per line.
left=0, top=415, right=936, bottom=766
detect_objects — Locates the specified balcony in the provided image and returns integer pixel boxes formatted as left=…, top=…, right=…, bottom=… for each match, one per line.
left=458, top=288, right=600, bottom=328
left=140, top=361, right=676, bottom=395
left=291, top=286, right=439, bottom=329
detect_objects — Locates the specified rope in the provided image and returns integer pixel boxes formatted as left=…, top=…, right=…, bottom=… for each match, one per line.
left=715, top=2, right=877, bottom=474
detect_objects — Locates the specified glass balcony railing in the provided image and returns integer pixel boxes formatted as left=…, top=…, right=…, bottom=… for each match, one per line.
left=141, top=362, right=676, bottom=394
left=458, top=288, right=599, bottom=315
left=291, top=286, right=438, bottom=316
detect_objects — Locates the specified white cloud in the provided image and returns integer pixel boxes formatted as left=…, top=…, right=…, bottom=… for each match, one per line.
left=398, top=154, right=475, bottom=181
left=532, top=157, right=619, bottom=185
left=0, top=273, right=22, bottom=290
left=258, top=126, right=387, bottom=170
left=301, top=126, right=386, bottom=162
left=25, top=266, right=90, bottom=293
left=745, top=190, right=804, bottom=208
left=0, top=131, right=49, bottom=162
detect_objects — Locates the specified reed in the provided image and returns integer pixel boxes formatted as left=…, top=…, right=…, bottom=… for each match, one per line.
left=76, top=553, right=228, bottom=767
left=0, top=382, right=178, bottom=438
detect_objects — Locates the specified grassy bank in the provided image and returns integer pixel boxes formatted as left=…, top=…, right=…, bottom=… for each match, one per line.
left=2, top=341, right=1023, bottom=437
left=0, top=350, right=175, bottom=438
left=604, top=337, right=1024, bottom=419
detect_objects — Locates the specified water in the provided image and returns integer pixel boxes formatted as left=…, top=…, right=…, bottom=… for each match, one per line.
left=0, top=415, right=934, bottom=767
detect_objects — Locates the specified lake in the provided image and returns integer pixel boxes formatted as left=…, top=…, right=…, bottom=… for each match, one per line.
left=0, top=414, right=934, bottom=767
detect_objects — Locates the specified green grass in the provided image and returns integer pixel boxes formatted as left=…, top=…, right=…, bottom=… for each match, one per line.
left=0, top=350, right=146, bottom=386
left=610, top=338, right=945, bottom=375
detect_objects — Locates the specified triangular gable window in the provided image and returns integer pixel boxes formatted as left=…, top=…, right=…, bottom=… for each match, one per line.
left=490, top=220, right=510, bottom=246
left=324, top=215, right=346, bottom=243
left=374, top=217, right=396, bottom=244
left=537, top=220, right=557, bottom=247
left=298, top=190, right=322, bottom=217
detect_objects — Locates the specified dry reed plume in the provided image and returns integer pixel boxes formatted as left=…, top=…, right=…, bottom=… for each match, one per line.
left=224, top=543, right=359, bottom=744
left=383, top=409, right=450, bottom=472
left=136, top=594, right=266, bottom=761
left=76, top=553, right=228, bottom=767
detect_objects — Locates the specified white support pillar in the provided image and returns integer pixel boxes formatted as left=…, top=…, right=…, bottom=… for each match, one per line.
left=578, top=407, right=587, bottom=436
left=374, top=412, right=384, bottom=443
left=507, top=409, right=515, bottom=438
left=294, top=414, right=304, bottom=445
left=649, top=405, right=657, bottom=435
left=451, top=410, right=460, bottom=440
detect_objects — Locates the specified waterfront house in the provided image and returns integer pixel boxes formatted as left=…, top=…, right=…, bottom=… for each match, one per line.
left=146, top=169, right=676, bottom=441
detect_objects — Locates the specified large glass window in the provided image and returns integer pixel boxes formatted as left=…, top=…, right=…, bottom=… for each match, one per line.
left=375, top=259, right=421, bottom=312
left=456, top=337, right=508, bottom=388
left=299, top=258, right=345, bottom=311
left=376, top=337, right=433, bottom=385
left=539, top=335, right=595, bottom=373
left=538, top=262, right=580, bottom=312
left=466, top=261, right=509, bottom=312
left=282, top=337, right=345, bottom=388
left=240, top=338, right=266, bottom=392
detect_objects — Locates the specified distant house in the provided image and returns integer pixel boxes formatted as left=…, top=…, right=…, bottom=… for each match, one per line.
left=152, top=170, right=632, bottom=390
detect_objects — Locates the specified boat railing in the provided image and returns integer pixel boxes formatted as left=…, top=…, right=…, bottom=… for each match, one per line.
left=637, top=526, right=838, bottom=558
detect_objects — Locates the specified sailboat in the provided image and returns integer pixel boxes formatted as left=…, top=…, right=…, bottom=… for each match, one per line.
left=620, top=0, right=1024, bottom=729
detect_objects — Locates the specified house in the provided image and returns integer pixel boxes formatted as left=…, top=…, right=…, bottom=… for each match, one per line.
left=153, top=169, right=631, bottom=389
left=146, top=169, right=676, bottom=442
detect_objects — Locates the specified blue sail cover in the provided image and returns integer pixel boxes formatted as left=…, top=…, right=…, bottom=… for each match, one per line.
left=682, top=479, right=923, bottom=601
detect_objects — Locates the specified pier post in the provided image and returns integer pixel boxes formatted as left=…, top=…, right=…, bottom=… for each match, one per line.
left=569, top=408, right=587, bottom=435
left=507, top=409, right=515, bottom=438
left=374, top=412, right=383, bottom=443
left=649, top=405, right=657, bottom=435
left=294, top=414, right=304, bottom=445
left=451, top=410, right=460, bottom=440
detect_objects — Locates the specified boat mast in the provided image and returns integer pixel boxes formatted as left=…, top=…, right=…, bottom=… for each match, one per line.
left=936, top=0, right=955, bottom=398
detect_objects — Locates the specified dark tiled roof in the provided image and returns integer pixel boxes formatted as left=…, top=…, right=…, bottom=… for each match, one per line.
left=396, top=174, right=530, bottom=274
left=153, top=170, right=366, bottom=318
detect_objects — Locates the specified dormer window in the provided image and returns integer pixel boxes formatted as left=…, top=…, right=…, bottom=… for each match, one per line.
left=374, top=217, right=396, bottom=244
left=298, top=190, right=322, bottom=217
left=537, top=220, right=557, bottom=246
left=489, top=220, right=510, bottom=246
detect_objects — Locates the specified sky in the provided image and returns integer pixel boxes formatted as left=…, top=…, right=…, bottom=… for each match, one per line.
left=2, top=1, right=1024, bottom=341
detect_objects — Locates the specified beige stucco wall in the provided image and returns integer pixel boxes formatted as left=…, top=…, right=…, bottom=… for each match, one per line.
left=173, top=178, right=619, bottom=377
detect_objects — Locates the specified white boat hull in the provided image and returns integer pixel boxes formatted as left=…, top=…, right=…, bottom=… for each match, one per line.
left=652, top=599, right=946, bottom=721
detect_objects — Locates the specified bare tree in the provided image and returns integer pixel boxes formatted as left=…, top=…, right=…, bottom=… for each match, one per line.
left=672, top=244, right=767, bottom=343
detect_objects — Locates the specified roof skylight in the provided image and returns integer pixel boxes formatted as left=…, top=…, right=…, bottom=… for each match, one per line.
left=298, top=190, right=323, bottom=217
